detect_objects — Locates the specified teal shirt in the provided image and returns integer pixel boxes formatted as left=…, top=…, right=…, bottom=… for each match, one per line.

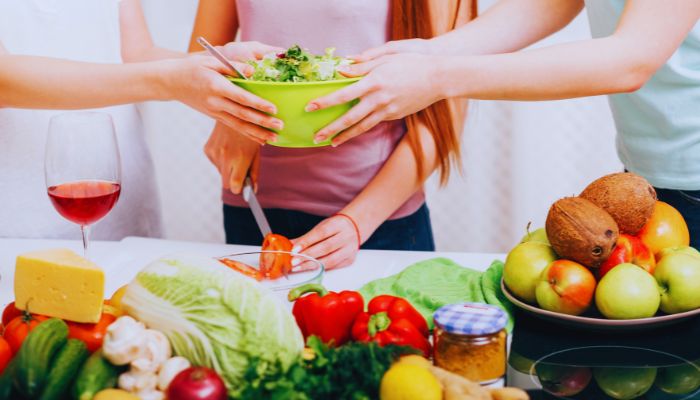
left=584, top=0, right=700, bottom=190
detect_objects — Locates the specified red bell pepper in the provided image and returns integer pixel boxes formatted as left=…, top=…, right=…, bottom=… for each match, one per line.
left=351, top=295, right=431, bottom=357
left=288, top=283, right=364, bottom=346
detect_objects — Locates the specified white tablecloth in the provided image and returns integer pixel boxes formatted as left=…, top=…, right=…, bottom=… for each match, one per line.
left=0, top=236, right=505, bottom=308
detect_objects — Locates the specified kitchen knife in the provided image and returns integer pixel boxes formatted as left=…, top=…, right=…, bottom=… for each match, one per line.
left=242, top=177, right=272, bottom=238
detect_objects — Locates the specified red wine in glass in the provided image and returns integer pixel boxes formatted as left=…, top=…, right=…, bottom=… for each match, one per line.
left=48, top=180, right=121, bottom=226
left=45, top=112, right=121, bottom=257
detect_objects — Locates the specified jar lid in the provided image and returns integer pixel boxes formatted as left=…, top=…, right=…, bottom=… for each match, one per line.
left=433, top=303, right=508, bottom=335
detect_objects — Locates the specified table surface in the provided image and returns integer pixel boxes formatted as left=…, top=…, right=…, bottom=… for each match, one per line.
left=0, top=236, right=503, bottom=306
left=3, top=237, right=700, bottom=398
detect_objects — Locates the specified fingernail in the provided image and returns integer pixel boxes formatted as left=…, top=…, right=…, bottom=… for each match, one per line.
left=313, top=137, right=324, bottom=144
left=337, top=66, right=350, bottom=73
left=291, top=257, right=301, bottom=267
left=291, top=245, right=301, bottom=253
left=305, top=103, right=319, bottom=112
left=268, top=135, right=278, bottom=143
left=269, top=107, right=277, bottom=114
left=331, top=140, right=340, bottom=147
left=271, top=120, right=283, bottom=129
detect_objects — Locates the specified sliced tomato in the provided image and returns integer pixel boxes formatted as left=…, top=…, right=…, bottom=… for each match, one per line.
left=2, top=302, right=22, bottom=327
left=260, top=233, right=293, bottom=279
left=3, top=314, right=49, bottom=354
left=219, top=259, right=263, bottom=281
left=67, top=312, right=117, bottom=353
left=0, top=337, right=10, bottom=374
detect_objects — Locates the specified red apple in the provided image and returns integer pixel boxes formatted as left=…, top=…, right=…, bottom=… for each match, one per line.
left=535, top=260, right=597, bottom=315
left=599, top=234, right=656, bottom=279
left=639, top=201, right=689, bottom=258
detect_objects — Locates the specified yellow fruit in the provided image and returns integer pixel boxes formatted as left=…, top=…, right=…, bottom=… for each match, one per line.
left=93, top=389, right=140, bottom=400
left=380, top=363, right=442, bottom=400
left=397, top=355, right=432, bottom=368
left=110, top=285, right=128, bottom=311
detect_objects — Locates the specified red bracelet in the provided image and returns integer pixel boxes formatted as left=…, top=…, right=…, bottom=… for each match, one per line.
left=334, top=213, right=361, bottom=249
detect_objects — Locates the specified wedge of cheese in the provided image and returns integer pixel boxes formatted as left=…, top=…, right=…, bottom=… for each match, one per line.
left=15, top=248, right=104, bottom=323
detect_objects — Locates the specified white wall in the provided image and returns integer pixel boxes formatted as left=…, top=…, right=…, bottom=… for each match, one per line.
left=140, top=0, right=622, bottom=252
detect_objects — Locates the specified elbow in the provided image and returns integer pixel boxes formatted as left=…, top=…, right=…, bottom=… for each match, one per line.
left=614, top=58, right=661, bottom=94
left=616, top=71, right=648, bottom=93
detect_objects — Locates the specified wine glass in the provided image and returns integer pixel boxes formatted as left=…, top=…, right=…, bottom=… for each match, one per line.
left=45, top=112, right=121, bottom=257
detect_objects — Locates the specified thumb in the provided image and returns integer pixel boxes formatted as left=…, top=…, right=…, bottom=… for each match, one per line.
left=336, top=59, right=380, bottom=78
left=203, top=56, right=253, bottom=78
left=349, top=44, right=394, bottom=62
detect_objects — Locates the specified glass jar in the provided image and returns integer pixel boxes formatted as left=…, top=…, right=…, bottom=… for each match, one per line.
left=433, top=303, right=508, bottom=384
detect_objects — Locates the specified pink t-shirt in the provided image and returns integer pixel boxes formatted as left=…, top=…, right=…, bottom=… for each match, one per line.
left=223, top=0, right=425, bottom=218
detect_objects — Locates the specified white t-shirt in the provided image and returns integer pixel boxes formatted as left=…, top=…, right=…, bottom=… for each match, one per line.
left=0, top=0, right=162, bottom=239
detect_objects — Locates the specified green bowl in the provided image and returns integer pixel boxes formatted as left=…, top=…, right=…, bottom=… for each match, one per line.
left=230, top=77, right=361, bottom=148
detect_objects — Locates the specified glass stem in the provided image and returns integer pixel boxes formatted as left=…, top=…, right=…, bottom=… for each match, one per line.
left=81, top=224, right=90, bottom=259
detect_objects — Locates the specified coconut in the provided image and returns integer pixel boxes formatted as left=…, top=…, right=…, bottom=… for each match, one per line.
left=580, top=172, right=656, bottom=235
left=545, top=197, right=619, bottom=268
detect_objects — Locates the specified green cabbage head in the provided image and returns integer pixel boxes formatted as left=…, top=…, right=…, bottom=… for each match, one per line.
left=121, top=254, right=303, bottom=397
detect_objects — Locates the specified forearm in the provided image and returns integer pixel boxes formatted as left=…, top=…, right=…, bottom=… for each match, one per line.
left=0, top=55, right=170, bottom=109
left=341, top=125, right=438, bottom=242
left=429, top=0, right=583, bottom=56
left=435, top=36, right=653, bottom=101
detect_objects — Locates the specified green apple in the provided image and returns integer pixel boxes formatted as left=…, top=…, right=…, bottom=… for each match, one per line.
left=658, top=246, right=700, bottom=261
left=520, top=227, right=550, bottom=245
left=595, top=263, right=660, bottom=319
left=655, top=363, right=700, bottom=395
left=593, top=367, right=657, bottom=400
left=655, top=252, right=700, bottom=314
left=508, top=351, right=536, bottom=374
left=504, top=242, right=557, bottom=304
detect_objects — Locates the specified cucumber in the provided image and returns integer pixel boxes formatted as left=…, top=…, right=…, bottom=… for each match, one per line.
left=0, top=358, right=18, bottom=400
left=73, top=350, right=123, bottom=400
left=14, top=318, right=69, bottom=398
left=39, top=339, right=89, bottom=400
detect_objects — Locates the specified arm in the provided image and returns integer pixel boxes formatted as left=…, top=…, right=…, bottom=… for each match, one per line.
left=355, top=0, right=583, bottom=60
left=429, top=0, right=583, bottom=55
left=311, top=0, right=700, bottom=143
left=188, top=0, right=239, bottom=51
left=119, top=0, right=183, bottom=62
left=0, top=53, right=280, bottom=140
left=292, top=122, right=439, bottom=269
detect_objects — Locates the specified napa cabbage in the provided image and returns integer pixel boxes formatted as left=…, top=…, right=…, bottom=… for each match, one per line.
left=121, top=254, right=303, bottom=398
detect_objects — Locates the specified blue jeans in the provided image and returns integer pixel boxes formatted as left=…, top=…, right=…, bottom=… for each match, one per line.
left=223, top=203, right=436, bottom=251
left=655, top=188, right=700, bottom=250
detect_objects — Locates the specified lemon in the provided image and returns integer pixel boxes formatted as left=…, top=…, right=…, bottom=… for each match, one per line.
left=380, top=363, right=442, bottom=400
left=397, top=355, right=432, bottom=368
left=93, top=389, right=140, bottom=400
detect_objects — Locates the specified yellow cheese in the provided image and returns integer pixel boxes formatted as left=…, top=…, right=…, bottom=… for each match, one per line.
left=14, top=248, right=104, bottom=323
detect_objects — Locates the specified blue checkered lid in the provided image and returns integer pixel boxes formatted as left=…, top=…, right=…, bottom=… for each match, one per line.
left=433, top=303, right=507, bottom=335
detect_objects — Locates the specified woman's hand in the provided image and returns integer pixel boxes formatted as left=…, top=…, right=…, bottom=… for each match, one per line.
left=163, top=54, right=282, bottom=143
left=350, top=39, right=433, bottom=62
left=219, top=40, right=283, bottom=62
left=291, top=214, right=364, bottom=271
left=204, top=122, right=261, bottom=194
left=307, top=53, right=446, bottom=146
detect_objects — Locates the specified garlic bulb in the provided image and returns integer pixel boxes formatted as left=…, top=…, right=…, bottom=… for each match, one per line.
left=157, top=356, right=191, bottom=391
left=103, top=316, right=147, bottom=366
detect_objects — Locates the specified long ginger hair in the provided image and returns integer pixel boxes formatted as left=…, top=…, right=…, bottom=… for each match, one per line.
left=391, top=0, right=475, bottom=185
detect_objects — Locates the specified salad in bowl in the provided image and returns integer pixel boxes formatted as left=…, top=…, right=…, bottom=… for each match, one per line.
left=247, top=45, right=353, bottom=82
left=229, top=45, right=360, bottom=148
